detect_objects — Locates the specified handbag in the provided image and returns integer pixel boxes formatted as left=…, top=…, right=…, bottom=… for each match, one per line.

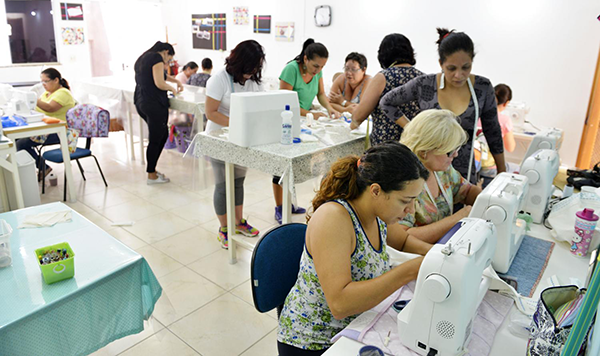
left=527, top=285, right=589, bottom=356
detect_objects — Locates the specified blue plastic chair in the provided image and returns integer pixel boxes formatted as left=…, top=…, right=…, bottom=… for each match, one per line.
left=250, top=223, right=307, bottom=317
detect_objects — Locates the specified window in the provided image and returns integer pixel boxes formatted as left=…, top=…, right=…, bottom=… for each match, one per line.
left=5, top=0, right=56, bottom=64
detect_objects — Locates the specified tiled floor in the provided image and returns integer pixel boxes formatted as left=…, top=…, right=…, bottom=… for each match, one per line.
left=37, top=132, right=319, bottom=356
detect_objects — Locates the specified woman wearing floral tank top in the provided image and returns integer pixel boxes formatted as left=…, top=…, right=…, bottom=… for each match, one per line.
left=277, top=142, right=432, bottom=355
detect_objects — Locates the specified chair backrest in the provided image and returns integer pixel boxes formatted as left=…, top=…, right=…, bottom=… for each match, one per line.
left=66, top=104, right=110, bottom=138
left=251, top=223, right=307, bottom=314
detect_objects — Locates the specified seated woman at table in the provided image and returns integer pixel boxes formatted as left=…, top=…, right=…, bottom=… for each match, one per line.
left=205, top=40, right=265, bottom=248
left=349, top=33, right=424, bottom=146
left=134, top=41, right=183, bottom=184
left=277, top=141, right=431, bottom=355
left=328, top=52, right=371, bottom=115
left=175, top=61, right=199, bottom=85
left=399, top=109, right=482, bottom=243
left=187, top=58, right=213, bottom=88
left=16, top=68, right=76, bottom=178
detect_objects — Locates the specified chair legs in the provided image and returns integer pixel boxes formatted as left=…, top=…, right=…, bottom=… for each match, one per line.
left=63, top=171, right=67, bottom=202
left=91, top=155, right=108, bottom=187
left=41, top=164, right=46, bottom=195
left=76, top=159, right=86, bottom=181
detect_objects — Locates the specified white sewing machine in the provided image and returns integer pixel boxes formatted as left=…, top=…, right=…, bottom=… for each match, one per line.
left=398, top=218, right=496, bottom=356
left=10, top=89, right=43, bottom=123
left=520, top=149, right=560, bottom=224
left=503, top=101, right=529, bottom=129
left=523, top=127, right=563, bottom=162
left=469, top=172, right=529, bottom=273
left=229, top=90, right=301, bottom=147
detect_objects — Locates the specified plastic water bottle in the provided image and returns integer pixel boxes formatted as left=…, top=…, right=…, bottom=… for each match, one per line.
left=281, top=105, right=293, bottom=145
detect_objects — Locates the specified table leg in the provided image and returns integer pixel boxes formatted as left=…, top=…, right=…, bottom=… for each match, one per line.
left=57, top=127, right=77, bottom=202
left=282, top=176, right=292, bottom=224
left=7, top=148, right=24, bottom=209
left=0, top=164, right=9, bottom=212
left=127, top=109, right=135, bottom=161
left=138, top=114, right=145, bottom=165
left=225, top=162, right=237, bottom=264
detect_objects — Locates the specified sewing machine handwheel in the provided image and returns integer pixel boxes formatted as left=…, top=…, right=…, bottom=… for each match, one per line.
left=484, top=206, right=507, bottom=224
left=422, top=273, right=451, bottom=303
left=524, top=170, right=540, bottom=184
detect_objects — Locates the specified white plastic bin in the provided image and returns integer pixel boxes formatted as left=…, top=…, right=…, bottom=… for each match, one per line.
left=5, top=150, right=41, bottom=209
left=0, top=219, right=13, bottom=268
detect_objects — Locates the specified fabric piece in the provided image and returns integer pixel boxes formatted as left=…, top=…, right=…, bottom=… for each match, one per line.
left=332, top=281, right=513, bottom=356
left=35, top=88, right=76, bottom=122
left=205, top=68, right=263, bottom=132
left=66, top=104, right=110, bottom=138
left=18, top=210, right=72, bottom=228
left=187, top=72, right=211, bottom=87
left=379, top=74, right=503, bottom=183
left=279, top=61, right=322, bottom=111
left=278, top=199, right=391, bottom=351
left=400, top=167, right=472, bottom=228
left=369, top=66, right=424, bottom=146
left=497, top=235, right=555, bottom=298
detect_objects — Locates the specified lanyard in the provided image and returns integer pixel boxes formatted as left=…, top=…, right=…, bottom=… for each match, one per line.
left=466, top=77, right=479, bottom=182
left=423, top=172, right=453, bottom=215
left=229, top=74, right=235, bottom=93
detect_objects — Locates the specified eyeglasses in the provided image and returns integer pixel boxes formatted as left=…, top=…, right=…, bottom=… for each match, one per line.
left=446, top=146, right=461, bottom=157
left=343, top=66, right=361, bottom=73
left=41, top=79, right=52, bottom=84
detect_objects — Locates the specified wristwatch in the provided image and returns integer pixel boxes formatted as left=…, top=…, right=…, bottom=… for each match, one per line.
left=341, top=100, right=347, bottom=107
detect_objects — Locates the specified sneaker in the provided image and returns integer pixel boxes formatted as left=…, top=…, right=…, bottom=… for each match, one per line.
left=236, top=218, right=260, bottom=237
left=218, top=227, right=228, bottom=249
left=147, top=174, right=170, bottom=185
left=292, top=204, right=306, bottom=214
left=274, top=206, right=282, bottom=225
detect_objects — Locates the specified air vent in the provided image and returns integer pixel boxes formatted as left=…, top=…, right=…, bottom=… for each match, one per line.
left=436, top=320, right=455, bottom=339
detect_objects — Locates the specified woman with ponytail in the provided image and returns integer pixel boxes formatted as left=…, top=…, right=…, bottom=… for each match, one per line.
left=16, top=67, right=76, bottom=176
left=380, top=28, right=506, bottom=185
left=277, top=141, right=431, bottom=355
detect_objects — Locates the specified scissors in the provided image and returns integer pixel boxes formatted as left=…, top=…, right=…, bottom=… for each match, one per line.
left=391, top=300, right=410, bottom=313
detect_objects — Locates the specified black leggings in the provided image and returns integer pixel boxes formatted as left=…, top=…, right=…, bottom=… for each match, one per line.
left=277, top=342, right=327, bottom=356
left=135, top=101, right=169, bottom=173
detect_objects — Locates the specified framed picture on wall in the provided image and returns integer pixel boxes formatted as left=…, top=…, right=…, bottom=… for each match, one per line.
left=192, top=14, right=227, bottom=50
left=253, top=15, right=271, bottom=34
left=60, top=3, right=84, bottom=21
left=275, top=22, right=295, bottom=42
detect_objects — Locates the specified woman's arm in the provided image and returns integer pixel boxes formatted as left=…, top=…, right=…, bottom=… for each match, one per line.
left=328, top=75, right=346, bottom=113
left=309, top=203, right=423, bottom=320
left=479, top=77, right=505, bottom=173
left=166, top=74, right=184, bottom=93
left=465, top=185, right=482, bottom=206
left=379, top=76, right=421, bottom=128
left=36, top=98, right=62, bottom=112
left=205, top=96, right=230, bottom=127
left=503, top=131, right=516, bottom=152
left=317, top=77, right=340, bottom=118
left=350, top=73, right=386, bottom=129
left=387, top=222, right=432, bottom=255
left=152, top=62, right=176, bottom=92
left=406, top=208, right=472, bottom=244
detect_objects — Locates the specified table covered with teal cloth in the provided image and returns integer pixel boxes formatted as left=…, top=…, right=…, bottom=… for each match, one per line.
left=0, top=202, right=162, bottom=356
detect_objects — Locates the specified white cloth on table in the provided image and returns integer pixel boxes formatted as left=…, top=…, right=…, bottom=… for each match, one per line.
left=18, top=210, right=72, bottom=228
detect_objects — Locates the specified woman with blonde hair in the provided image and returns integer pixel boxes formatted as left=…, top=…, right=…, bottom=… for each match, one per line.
left=399, top=109, right=482, bottom=243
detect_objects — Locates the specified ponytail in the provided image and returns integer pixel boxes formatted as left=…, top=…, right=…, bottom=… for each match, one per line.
left=41, top=67, right=70, bottom=90
left=291, top=38, right=328, bottom=64
left=59, top=78, right=70, bottom=90
left=436, top=27, right=475, bottom=64
left=308, top=141, right=429, bottom=221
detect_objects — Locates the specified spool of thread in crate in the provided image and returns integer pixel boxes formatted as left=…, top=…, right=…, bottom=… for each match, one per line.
left=49, top=173, right=58, bottom=186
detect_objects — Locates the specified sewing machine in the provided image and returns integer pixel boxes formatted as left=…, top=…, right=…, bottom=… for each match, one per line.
left=523, top=127, right=563, bottom=162
left=10, top=89, right=43, bottom=123
left=469, top=172, right=529, bottom=273
left=520, top=149, right=560, bottom=224
left=503, top=101, right=529, bottom=129
left=397, top=218, right=496, bottom=356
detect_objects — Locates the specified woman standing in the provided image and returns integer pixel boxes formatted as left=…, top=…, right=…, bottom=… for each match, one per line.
left=350, top=34, right=423, bottom=146
left=277, top=142, right=431, bottom=355
left=134, top=41, right=183, bottom=184
left=16, top=68, right=76, bottom=177
left=328, top=52, right=371, bottom=114
left=204, top=40, right=265, bottom=248
left=380, top=28, right=506, bottom=184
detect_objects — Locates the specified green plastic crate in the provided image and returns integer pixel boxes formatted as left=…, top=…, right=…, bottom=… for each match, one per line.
left=34, top=242, right=75, bottom=284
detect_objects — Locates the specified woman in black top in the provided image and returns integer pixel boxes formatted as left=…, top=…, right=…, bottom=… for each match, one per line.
left=134, top=41, right=183, bottom=184
left=380, top=28, right=506, bottom=184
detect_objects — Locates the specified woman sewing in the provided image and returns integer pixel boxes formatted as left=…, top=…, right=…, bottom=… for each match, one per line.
left=278, top=142, right=432, bottom=355
left=399, top=109, right=482, bottom=243
left=380, top=28, right=506, bottom=184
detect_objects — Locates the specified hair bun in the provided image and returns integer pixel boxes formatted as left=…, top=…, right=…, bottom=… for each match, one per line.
left=436, top=28, right=452, bottom=45
left=303, top=38, right=315, bottom=50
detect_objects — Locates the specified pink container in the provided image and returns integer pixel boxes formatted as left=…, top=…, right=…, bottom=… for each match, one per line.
left=571, top=208, right=599, bottom=257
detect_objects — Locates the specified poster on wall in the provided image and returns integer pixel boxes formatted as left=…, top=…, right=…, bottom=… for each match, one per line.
left=253, top=15, right=271, bottom=34
left=61, top=27, right=85, bottom=45
left=60, top=3, right=84, bottom=21
left=192, top=14, right=226, bottom=51
left=233, top=6, right=249, bottom=25
left=275, top=22, right=295, bottom=42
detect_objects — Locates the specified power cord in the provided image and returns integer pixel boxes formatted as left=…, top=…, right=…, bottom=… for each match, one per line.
left=524, top=120, right=542, bottom=131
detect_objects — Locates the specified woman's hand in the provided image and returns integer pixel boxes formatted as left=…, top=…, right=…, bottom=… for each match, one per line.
left=328, top=109, right=341, bottom=119
left=176, top=80, right=184, bottom=93
left=312, top=112, right=328, bottom=120
left=455, top=205, right=472, bottom=219
left=328, top=91, right=344, bottom=105
left=350, top=118, right=360, bottom=130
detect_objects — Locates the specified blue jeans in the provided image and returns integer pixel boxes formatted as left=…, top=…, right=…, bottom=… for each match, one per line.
left=16, top=134, right=60, bottom=170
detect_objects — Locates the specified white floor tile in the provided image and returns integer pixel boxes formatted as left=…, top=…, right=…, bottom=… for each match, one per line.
left=187, top=249, right=251, bottom=291
left=152, top=226, right=222, bottom=265
left=239, top=329, right=279, bottom=356
left=135, top=245, right=184, bottom=278
left=119, top=329, right=200, bottom=356
left=124, top=212, right=195, bottom=244
left=89, top=318, right=164, bottom=356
